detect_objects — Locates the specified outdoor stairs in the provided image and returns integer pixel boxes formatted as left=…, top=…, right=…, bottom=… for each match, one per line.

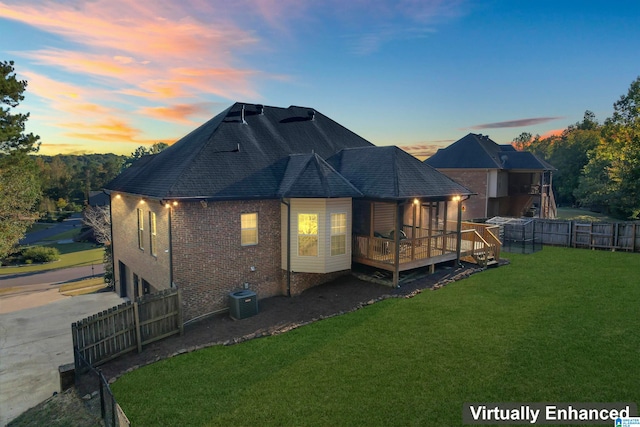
left=472, top=252, right=499, bottom=268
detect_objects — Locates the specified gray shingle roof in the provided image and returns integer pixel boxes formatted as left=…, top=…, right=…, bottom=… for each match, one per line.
left=106, top=103, right=472, bottom=201
left=424, top=133, right=555, bottom=171
left=105, top=103, right=373, bottom=199
left=327, top=146, right=473, bottom=200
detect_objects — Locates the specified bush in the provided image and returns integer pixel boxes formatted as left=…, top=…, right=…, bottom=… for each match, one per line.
left=22, top=246, right=60, bottom=263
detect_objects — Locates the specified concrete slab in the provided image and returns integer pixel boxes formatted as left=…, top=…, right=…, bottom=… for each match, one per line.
left=0, top=292, right=123, bottom=426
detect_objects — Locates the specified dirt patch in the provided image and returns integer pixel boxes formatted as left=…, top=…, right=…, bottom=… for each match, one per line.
left=100, top=262, right=485, bottom=382
left=7, top=388, right=102, bottom=427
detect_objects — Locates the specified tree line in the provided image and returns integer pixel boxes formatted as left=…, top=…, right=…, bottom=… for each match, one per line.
left=512, top=77, right=640, bottom=220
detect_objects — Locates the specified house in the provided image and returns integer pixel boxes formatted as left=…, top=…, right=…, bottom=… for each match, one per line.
left=105, top=103, right=497, bottom=322
left=424, top=133, right=557, bottom=220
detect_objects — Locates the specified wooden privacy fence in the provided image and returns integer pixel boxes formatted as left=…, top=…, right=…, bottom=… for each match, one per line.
left=72, top=289, right=183, bottom=368
left=533, top=219, right=640, bottom=252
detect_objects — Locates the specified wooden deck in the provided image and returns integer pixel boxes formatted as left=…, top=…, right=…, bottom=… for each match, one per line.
left=352, top=222, right=501, bottom=274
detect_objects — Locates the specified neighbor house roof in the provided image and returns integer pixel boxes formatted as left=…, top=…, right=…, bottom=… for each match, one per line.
left=424, top=133, right=555, bottom=171
left=106, top=103, right=471, bottom=201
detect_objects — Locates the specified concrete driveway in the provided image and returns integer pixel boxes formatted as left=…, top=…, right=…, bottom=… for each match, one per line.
left=0, top=292, right=123, bottom=426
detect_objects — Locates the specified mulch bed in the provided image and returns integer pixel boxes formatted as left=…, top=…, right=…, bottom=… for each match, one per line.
left=100, top=262, right=486, bottom=382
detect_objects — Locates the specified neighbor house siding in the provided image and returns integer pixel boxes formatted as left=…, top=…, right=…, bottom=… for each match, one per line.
left=111, top=194, right=171, bottom=299
left=171, top=199, right=283, bottom=322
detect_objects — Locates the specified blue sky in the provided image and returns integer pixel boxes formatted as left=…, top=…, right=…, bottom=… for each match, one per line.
left=1, top=0, right=639, bottom=156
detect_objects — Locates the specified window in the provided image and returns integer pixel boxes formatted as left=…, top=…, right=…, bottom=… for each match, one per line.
left=331, top=213, right=347, bottom=256
left=137, top=208, right=144, bottom=250
left=298, top=213, right=318, bottom=256
left=149, top=212, right=157, bottom=256
left=241, top=213, right=258, bottom=246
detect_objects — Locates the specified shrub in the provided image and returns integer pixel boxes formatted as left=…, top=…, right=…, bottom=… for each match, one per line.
left=22, top=246, right=60, bottom=263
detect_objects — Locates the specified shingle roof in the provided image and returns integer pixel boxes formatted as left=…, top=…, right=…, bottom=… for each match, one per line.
left=105, top=103, right=373, bottom=199
left=327, top=146, right=473, bottom=200
left=424, top=133, right=555, bottom=171
left=106, top=102, right=472, bottom=201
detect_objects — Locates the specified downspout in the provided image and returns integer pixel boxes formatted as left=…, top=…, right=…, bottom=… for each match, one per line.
left=485, top=169, right=490, bottom=218
left=104, top=190, right=116, bottom=294
left=168, top=206, right=174, bottom=288
left=281, top=199, right=292, bottom=297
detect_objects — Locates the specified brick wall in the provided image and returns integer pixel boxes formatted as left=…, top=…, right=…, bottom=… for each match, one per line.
left=111, top=194, right=172, bottom=299
left=437, top=169, right=488, bottom=220
left=286, top=270, right=351, bottom=296
left=171, top=199, right=285, bottom=321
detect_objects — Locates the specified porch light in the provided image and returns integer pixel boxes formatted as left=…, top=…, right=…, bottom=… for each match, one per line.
left=413, top=198, right=420, bottom=205
left=452, top=195, right=461, bottom=202
left=172, top=201, right=178, bottom=207
left=165, top=203, right=171, bottom=209
left=139, top=199, right=146, bottom=204
left=115, top=194, right=121, bottom=199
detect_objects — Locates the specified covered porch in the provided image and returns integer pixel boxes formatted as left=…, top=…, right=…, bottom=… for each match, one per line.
left=352, top=198, right=501, bottom=286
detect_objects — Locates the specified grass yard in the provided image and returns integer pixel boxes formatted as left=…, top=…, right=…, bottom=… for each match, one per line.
left=555, top=207, right=620, bottom=222
left=0, top=246, right=103, bottom=274
left=112, top=247, right=640, bottom=426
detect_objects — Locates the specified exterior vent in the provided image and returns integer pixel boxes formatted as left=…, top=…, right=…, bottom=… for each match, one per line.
left=256, top=104, right=264, bottom=115
left=228, top=290, right=258, bottom=320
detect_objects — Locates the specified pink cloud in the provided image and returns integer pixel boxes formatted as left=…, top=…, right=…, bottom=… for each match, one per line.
left=139, top=103, right=217, bottom=123
left=1, top=0, right=266, bottom=109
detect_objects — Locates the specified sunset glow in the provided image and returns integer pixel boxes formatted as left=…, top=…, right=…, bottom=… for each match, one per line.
left=1, top=1, right=638, bottom=155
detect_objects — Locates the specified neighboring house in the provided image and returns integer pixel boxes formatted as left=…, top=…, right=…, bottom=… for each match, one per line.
left=425, top=133, right=557, bottom=220
left=87, top=191, right=110, bottom=207
left=105, top=103, right=491, bottom=322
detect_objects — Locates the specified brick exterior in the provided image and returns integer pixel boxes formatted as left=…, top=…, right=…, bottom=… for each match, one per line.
left=112, top=197, right=359, bottom=322
left=171, top=199, right=285, bottom=321
left=111, top=194, right=172, bottom=299
left=438, top=169, right=488, bottom=220
left=286, top=270, right=351, bottom=296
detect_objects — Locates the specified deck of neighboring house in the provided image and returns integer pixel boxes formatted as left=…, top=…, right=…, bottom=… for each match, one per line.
left=353, top=221, right=501, bottom=276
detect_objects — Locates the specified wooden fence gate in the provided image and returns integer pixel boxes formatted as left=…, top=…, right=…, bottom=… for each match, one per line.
left=72, top=289, right=183, bottom=368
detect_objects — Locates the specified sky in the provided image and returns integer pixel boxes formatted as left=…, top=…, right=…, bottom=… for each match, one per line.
left=1, top=0, right=639, bottom=157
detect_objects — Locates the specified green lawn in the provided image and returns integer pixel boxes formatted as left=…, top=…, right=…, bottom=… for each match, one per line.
left=0, top=246, right=103, bottom=274
left=555, top=206, right=620, bottom=222
left=112, top=247, right=640, bottom=426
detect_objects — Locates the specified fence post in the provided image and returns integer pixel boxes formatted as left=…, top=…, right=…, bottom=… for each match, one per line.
left=71, top=323, right=79, bottom=372
left=133, top=301, right=142, bottom=353
left=177, top=288, right=184, bottom=336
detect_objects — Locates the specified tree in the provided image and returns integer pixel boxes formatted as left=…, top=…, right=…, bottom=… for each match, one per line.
left=0, top=154, right=40, bottom=258
left=576, top=77, right=640, bottom=219
left=0, top=61, right=41, bottom=258
left=83, top=204, right=113, bottom=285
left=1, top=60, right=40, bottom=154
left=121, top=142, right=168, bottom=170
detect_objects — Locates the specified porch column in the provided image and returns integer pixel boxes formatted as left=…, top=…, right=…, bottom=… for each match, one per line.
left=455, top=197, right=463, bottom=266
left=393, top=201, right=401, bottom=287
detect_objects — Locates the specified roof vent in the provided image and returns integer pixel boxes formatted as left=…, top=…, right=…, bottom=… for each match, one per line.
left=241, top=105, right=247, bottom=124
left=308, top=110, right=315, bottom=121
left=256, top=104, right=264, bottom=115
